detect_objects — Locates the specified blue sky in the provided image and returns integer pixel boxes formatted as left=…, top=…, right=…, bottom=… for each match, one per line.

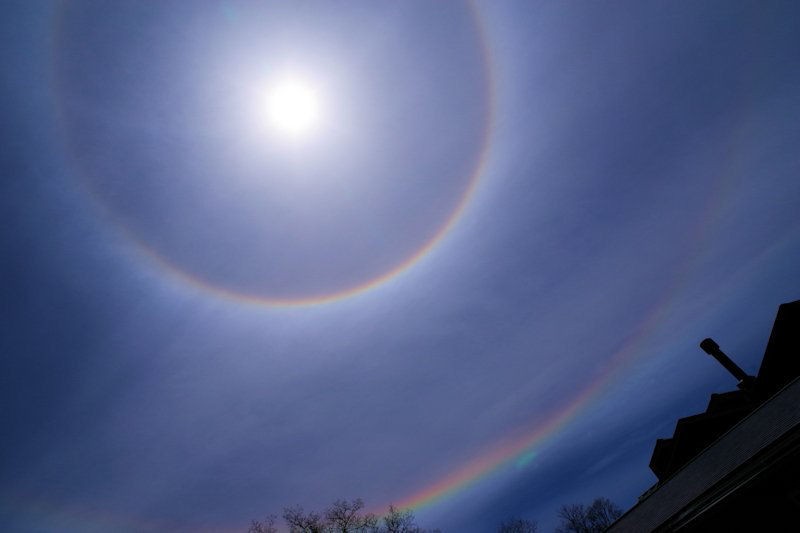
left=2, top=1, right=800, bottom=532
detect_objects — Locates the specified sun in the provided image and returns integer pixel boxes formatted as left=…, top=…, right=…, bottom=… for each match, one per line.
left=264, top=76, right=321, bottom=139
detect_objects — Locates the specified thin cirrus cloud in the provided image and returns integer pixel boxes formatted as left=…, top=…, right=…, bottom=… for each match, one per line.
left=1, top=1, right=800, bottom=532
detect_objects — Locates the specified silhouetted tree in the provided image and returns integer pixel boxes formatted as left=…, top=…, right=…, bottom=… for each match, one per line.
left=555, top=497, right=622, bottom=533
left=248, top=515, right=278, bottom=533
left=382, top=504, right=417, bottom=533
left=381, top=504, right=443, bottom=533
left=585, top=497, right=623, bottom=529
left=496, top=517, right=538, bottom=532
left=325, top=498, right=378, bottom=532
left=251, top=499, right=439, bottom=533
left=283, top=505, right=325, bottom=533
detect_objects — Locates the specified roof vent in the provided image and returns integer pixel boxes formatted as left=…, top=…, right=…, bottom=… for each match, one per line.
left=700, top=338, right=756, bottom=391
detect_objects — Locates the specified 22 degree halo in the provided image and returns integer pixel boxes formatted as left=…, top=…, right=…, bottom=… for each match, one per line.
left=55, top=1, right=491, bottom=305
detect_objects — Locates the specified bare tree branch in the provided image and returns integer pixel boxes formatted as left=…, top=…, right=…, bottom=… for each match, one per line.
left=248, top=515, right=278, bottom=533
left=325, top=498, right=378, bottom=533
left=283, top=505, right=325, bottom=533
left=497, top=517, right=538, bottom=533
left=556, top=498, right=623, bottom=533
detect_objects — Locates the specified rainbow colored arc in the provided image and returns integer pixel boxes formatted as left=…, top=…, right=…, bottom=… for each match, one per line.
left=52, top=1, right=495, bottom=309
left=32, top=1, right=771, bottom=530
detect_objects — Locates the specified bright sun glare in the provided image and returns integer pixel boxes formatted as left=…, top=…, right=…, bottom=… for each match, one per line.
left=265, top=77, right=321, bottom=139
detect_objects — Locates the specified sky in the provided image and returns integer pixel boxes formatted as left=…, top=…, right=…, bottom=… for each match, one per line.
left=2, top=1, right=800, bottom=532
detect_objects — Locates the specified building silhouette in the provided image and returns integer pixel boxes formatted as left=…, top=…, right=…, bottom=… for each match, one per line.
left=609, top=300, right=800, bottom=532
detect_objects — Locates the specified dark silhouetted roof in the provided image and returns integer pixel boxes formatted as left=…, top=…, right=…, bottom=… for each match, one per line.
left=609, top=300, right=800, bottom=532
